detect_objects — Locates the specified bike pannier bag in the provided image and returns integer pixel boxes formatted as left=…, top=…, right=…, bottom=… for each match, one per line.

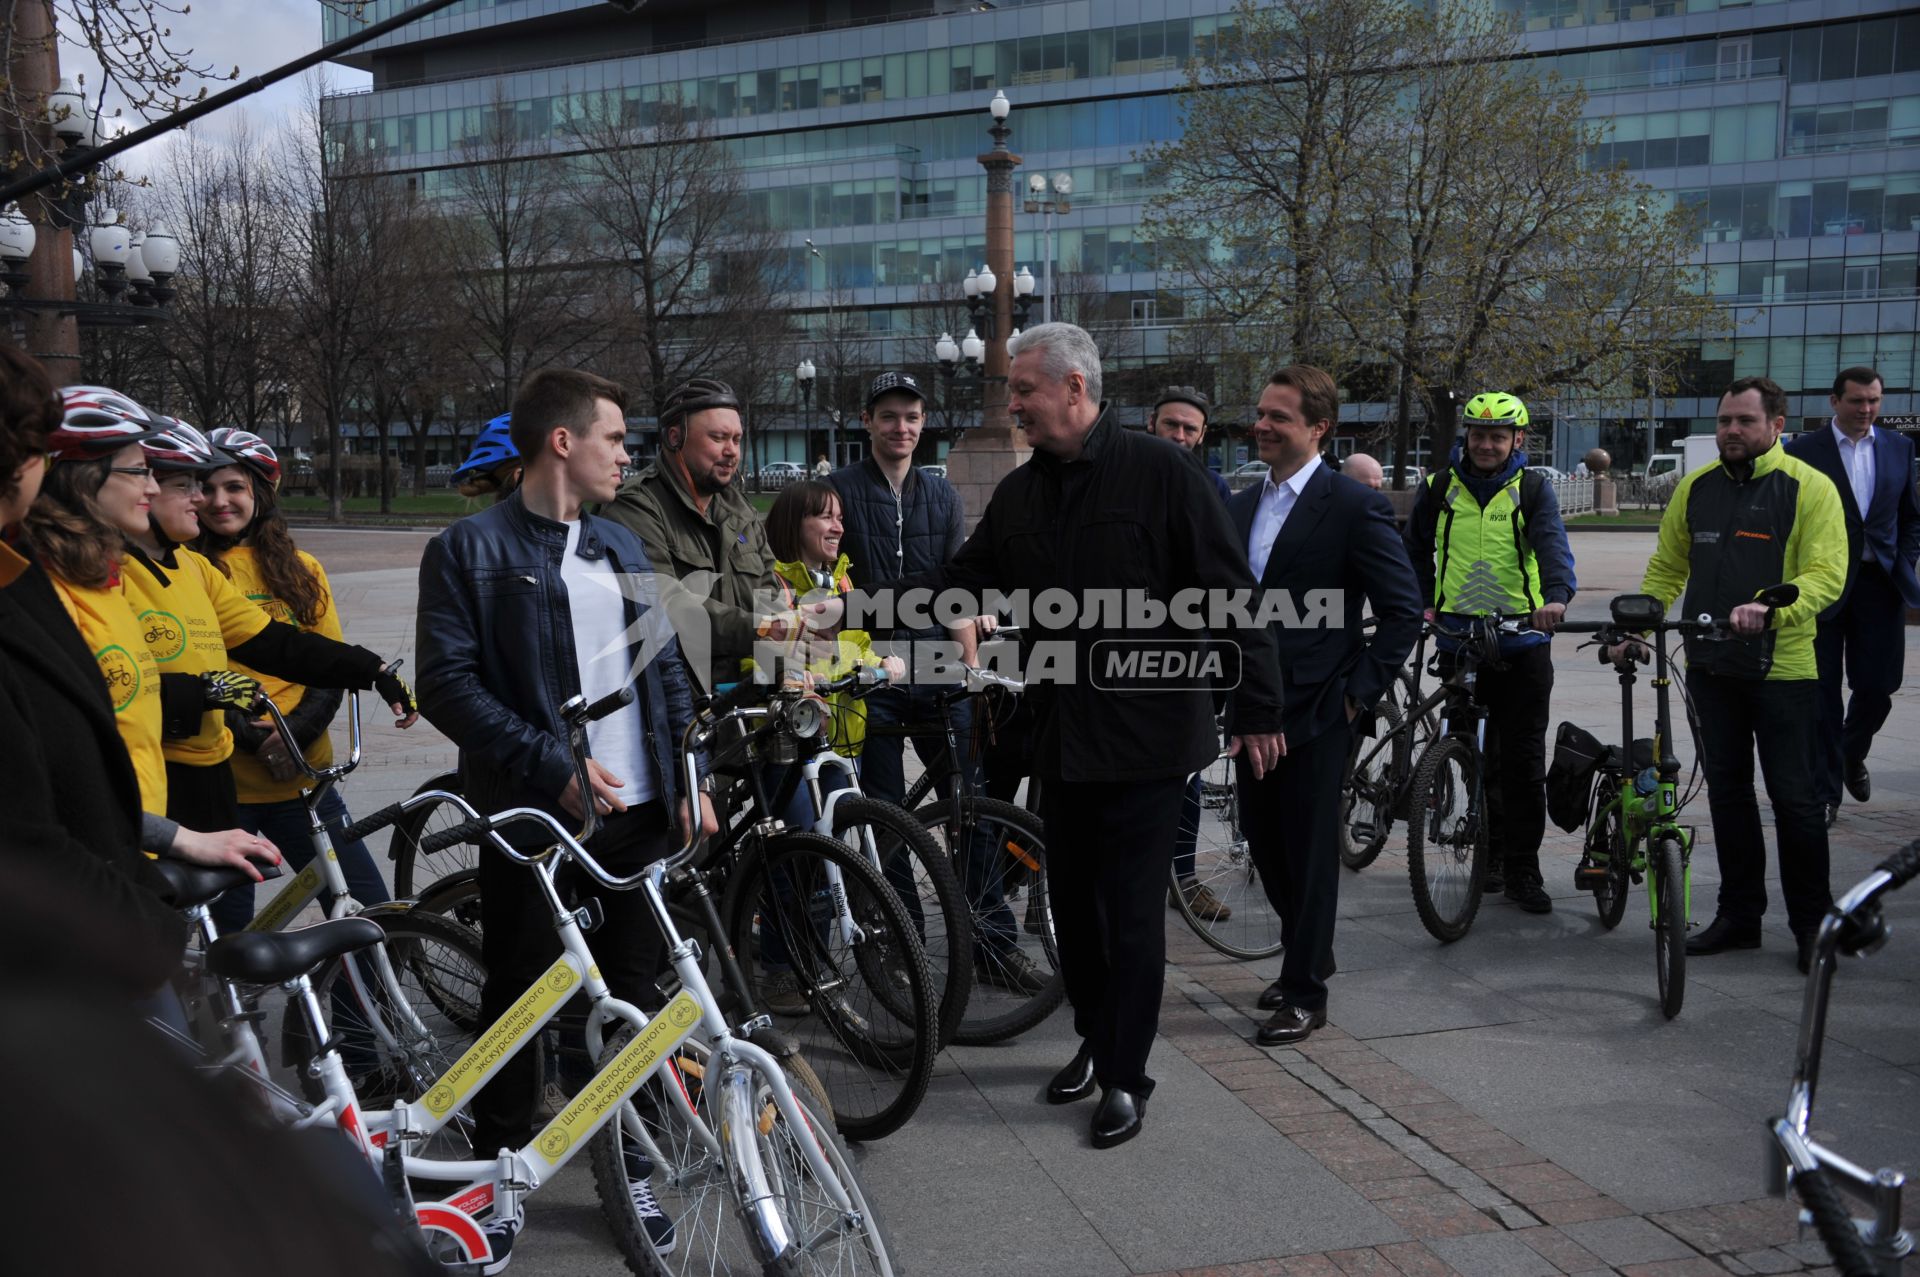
left=1546, top=721, right=1606, bottom=833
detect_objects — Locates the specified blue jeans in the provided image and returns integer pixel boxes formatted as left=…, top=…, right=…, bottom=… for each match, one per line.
left=861, top=684, right=1018, bottom=960
left=757, top=760, right=852, bottom=970
left=210, top=787, right=392, bottom=934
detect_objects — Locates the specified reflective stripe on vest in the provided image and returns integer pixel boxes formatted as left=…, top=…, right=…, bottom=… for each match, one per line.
left=1432, top=470, right=1540, bottom=616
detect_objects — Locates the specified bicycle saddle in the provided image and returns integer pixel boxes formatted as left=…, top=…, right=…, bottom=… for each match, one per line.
left=205, top=917, right=385, bottom=985
left=154, top=859, right=279, bottom=910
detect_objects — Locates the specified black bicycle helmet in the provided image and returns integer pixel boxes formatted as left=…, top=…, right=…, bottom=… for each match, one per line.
left=658, top=377, right=742, bottom=435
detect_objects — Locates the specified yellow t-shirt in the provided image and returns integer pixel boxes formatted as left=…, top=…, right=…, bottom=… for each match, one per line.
left=121, top=547, right=272, bottom=768
left=50, top=569, right=168, bottom=813
left=217, top=546, right=346, bottom=805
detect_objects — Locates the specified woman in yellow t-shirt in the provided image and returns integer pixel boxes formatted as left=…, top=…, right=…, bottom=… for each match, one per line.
left=194, top=430, right=396, bottom=932
left=117, top=422, right=418, bottom=928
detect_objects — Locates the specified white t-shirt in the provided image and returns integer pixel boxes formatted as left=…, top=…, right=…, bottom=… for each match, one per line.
left=562, top=521, right=657, bottom=805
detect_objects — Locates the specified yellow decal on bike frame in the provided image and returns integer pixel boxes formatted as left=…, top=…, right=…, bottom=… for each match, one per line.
left=420, top=955, right=582, bottom=1121
left=524, top=991, right=704, bottom=1174
left=247, top=861, right=326, bottom=932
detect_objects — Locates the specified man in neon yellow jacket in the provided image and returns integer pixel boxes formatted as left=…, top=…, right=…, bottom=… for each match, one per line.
left=1610, top=376, right=1848, bottom=974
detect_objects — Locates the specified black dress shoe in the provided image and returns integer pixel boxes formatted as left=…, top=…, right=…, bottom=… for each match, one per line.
left=1045, top=1047, right=1097, bottom=1105
left=1257, top=956, right=1338, bottom=1010
left=1090, top=1087, right=1145, bottom=1149
left=1685, top=915, right=1762, bottom=956
left=1255, top=1002, right=1327, bottom=1046
left=1845, top=759, right=1871, bottom=804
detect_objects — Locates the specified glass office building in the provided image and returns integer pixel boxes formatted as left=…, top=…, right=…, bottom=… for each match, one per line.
left=322, top=0, right=1919, bottom=468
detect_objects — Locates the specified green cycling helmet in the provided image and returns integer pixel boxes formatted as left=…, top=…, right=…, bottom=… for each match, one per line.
left=1462, top=391, right=1529, bottom=431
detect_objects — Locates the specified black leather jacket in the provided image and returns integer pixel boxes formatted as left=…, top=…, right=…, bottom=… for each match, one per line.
left=829, top=458, right=963, bottom=641
left=416, top=493, right=700, bottom=825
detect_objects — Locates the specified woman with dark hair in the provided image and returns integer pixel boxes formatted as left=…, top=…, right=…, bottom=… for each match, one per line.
left=109, top=410, right=419, bottom=914
left=194, top=430, right=394, bottom=930
left=0, top=354, right=276, bottom=992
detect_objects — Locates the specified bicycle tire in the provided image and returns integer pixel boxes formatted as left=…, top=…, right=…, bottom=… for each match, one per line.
left=281, top=907, right=508, bottom=1156
left=388, top=770, right=474, bottom=900
left=1406, top=736, right=1488, bottom=944
left=1653, top=836, right=1687, bottom=1019
left=589, top=1032, right=838, bottom=1277
left=1340, top=697, right=1408, bottom=872
left=722, top=831, right=936, bottom=1142
left=830, top=795, right=972, bottom=1050
left=1587, top=793, right=1631, bottom=930
left=911, top=796, right=1067, bottom=1044
left=1790, top=1166, right=1880, bottom=1277
left=1167, top=758, right=1285, bottom=960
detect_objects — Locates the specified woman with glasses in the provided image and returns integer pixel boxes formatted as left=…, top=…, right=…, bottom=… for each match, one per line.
left=113, top=411, right=420, bottom=855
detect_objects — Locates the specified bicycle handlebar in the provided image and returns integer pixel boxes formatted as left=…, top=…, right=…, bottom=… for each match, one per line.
left=255, top=688, right=364, bottom=787
left=1875, top=839, right=1920, bottom=888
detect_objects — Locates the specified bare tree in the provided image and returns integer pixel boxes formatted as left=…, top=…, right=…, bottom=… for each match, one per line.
left=563, top=92, right=786, bottom=417
left=1143, top=0, right=1412, bottom=373
left=436, top=87, right=596, bottom=416
left=148, top=122, right=292, bottom=436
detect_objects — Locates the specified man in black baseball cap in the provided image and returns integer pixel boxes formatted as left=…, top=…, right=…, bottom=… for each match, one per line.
left=831, top=370, right=1052, bottom=999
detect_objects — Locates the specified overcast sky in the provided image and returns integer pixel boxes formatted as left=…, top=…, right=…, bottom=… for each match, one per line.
left=59, top=0, right=373, bottom=171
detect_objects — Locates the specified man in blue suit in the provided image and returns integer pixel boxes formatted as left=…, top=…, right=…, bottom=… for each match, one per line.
left=1784, top=366, right=1920, bottom=825
left=1228, top=365, right=1423, bottom=1045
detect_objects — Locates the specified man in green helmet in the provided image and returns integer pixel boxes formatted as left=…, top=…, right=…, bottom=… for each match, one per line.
left=1403, top=392, right=1578, bottom=914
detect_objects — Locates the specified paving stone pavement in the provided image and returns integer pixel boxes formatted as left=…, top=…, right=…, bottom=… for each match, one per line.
left=295, top=527, right=1918, bottom=1276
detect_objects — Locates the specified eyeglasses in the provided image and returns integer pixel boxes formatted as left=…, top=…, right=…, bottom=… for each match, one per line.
left=108, top=465, right=153, bottom=479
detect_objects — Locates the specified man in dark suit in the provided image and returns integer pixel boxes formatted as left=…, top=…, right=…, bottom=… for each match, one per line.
left=1228, top=365, right=1423, bottom=1045
left=1783, top=366, right=1920, bottom=824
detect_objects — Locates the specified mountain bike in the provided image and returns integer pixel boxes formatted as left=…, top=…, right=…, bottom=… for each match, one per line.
left=1766, top=840, right=1916, bottom=1276
left=1559, top=585, right=1797, bottom=1019
left=219, top=684, right=901, bottom=1275
left=1336, top=622, right=1440, bottom=872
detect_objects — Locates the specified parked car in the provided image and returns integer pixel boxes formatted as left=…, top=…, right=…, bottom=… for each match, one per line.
left=1382, top=464, right=1425, bottom=488
left=1526, top=466, right=1569, bottom=483
left=1227, top=460, right=1271, bottom=491
left=922, top=463, right=947, bottom=478
left=758, top=461, right=806, bottom=486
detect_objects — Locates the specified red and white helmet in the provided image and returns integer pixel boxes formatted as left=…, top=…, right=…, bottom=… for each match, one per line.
left=143, top=418, right=229, bottom=472
left=208, top=427, right=280, bottom=485
left=51, top=385, right=166, bottom=462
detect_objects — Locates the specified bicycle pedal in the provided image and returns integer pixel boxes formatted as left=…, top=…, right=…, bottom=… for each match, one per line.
left=1573, top=865, right=1610, bottom=891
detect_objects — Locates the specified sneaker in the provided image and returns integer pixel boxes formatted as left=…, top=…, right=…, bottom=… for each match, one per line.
left=1171, top=877, right=1233, bottom=922
left=1504, top=876, right=1552, bottom=914
left=976, top=946, right=1050, bottom=996
left=479, top=1214, right=523, bottom=1275
left=760, top=968, right=809, bottom=1017
left=623, top=1143, right=676, bottom=1255
left=1483, top=865, right=1506, bottom=895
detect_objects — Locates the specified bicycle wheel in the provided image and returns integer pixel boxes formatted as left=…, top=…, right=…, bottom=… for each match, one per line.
left=1340, top=698, right=1407, bottom=872
left=1652, top=836, right=1687, bottom=1019
left=741, top=1058, right=898, bottom=1274
left=830, top=795, right=972, bottom=1050
left=281, top=908, right=507, bottom=1155
left=723, top=831, right=936, bottom=1142
left=1585, top=794, right=1630, bottom=930
left=1168, top=757, right=1285, bottom=960
left=590, top=1032, right=838, bottom=1276
left=912, top=796, right=1067, bottom=1045
left=388, top=770, right=473, bottom=900
left=1405, top=736, right=1488, bottom=943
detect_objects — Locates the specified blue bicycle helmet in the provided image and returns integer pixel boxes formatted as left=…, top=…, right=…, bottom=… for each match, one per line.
left=452, top=413, right=518, bottom=483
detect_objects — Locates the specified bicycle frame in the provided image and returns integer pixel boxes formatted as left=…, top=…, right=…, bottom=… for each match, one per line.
left=320, top=784, right=854, bottom=1272
left=1588, top=629, right=1694, bottom=923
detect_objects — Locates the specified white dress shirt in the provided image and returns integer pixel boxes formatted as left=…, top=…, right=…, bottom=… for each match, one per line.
left=1248, top=454, right=1322, bottom=581
left=1832, top=419, right=1876, bottom=553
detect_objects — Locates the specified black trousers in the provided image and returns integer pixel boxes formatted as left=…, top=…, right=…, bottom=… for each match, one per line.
left=1688, top=673, right=1832, bottom=938
left=1040, top=775, right=1186, bottom=1097
left=1237, top=717, right=1350, bottom=1013
left=1439, top=643, right=1554, bottom=881
left=164, top=759, right=242, bottom=834
left=1813, top=561, right=1906, bottom=807
left=471, top=802, right=670, bottom=1155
